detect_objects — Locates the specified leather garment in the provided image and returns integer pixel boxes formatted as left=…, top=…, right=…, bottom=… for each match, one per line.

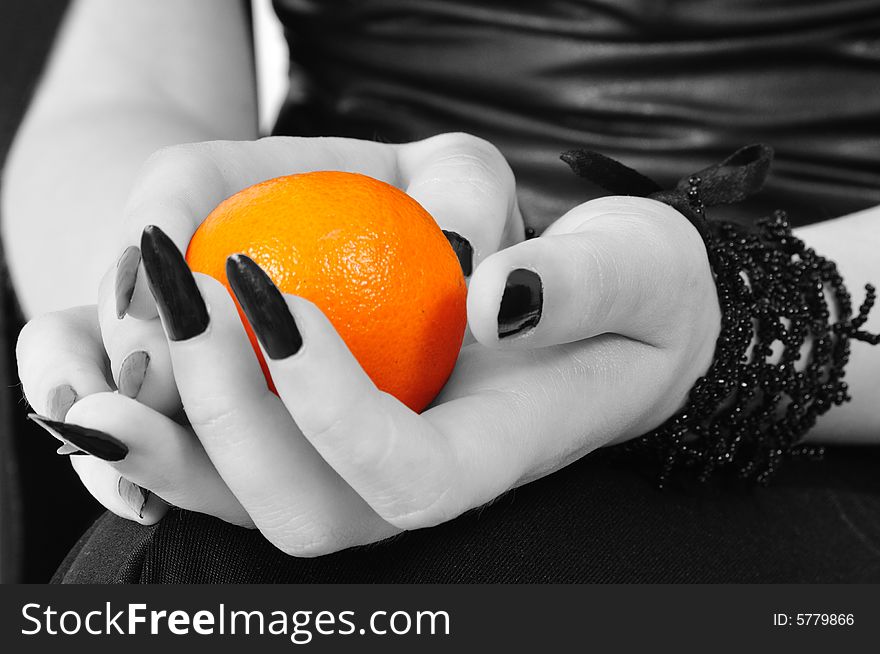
left=272, top=0, right=880, bottom=229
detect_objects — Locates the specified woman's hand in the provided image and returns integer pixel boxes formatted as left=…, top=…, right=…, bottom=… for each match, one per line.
left=123, top=196, right=716, bottom=555
left=17, top=132, right=523, bottom=527
left=109, top=133, right=522, bottom=414
left=19, top=157, right=721, bottom=554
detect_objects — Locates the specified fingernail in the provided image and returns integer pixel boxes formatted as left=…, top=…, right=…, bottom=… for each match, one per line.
left=118, top=477, right=151, bottom=518
left=140, top=225, right=209, bottom=341
left=226, top=254, right=303, bottom=359
left=442, top=230, right=473, bottom=276
left=27, top=413, right=128, bottom=461
left=56, top=442, right=87, bottom=456
left=46, top=384, right=77, bottom=421
left=497, top=268, right=543, bottom=338
left=115, top=245, right=141, bottom=319
left=117, top=350, right=150, bottom=398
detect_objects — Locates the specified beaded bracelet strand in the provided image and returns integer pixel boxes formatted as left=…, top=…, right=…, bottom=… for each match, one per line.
left=559, top=145, right=879, bottom=486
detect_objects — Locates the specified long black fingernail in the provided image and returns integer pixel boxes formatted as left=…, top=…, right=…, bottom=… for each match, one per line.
left=226, top=254, right=303, bottom=360
left=46, top=384, right=77, bottom=421
left=442, top=230, right=473, bottom=276
left=140, top=225, right=209, bottom=341
left=115, top=245, right=141, bottom=319
left=498, top=268, right=543, bottom=338
left=27, top=414, right=128, bottom=461
left=118, top=350, right=150, bottom=398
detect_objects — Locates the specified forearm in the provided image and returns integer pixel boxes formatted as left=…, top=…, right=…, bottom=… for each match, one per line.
left=3, top=112, right=234, bottom=317
left=1, top=0, right=258, bottom=318
left=794, top=205, right=880, bottom=443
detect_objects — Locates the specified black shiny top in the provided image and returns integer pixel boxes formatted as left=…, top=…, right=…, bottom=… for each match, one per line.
left=272, top=0, right=880, bottom=229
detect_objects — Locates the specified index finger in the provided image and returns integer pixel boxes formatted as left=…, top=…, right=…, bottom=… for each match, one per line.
left=396, top=133, right=523, bottom=277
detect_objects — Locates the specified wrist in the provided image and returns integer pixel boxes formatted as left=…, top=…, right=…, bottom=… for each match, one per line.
left=562, top=144, right=880, bottom=483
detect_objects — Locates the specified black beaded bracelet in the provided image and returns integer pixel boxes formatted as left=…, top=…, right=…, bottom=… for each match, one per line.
left=561, top=145, right=879, bottom=486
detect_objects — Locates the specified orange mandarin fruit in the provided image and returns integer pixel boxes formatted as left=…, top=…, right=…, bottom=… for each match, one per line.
left=186, top=171, right=467, bottom=412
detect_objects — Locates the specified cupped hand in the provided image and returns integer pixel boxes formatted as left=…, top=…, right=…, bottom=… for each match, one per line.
left=103, top=132, right=524, bottom=415
left=17, top=132, right=523, bottom=527
left=20, top=192, right=721, bottom=556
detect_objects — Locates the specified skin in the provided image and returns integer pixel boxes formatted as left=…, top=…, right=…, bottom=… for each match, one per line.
left=1, top=0, right=258, bottom=317
left=6, top=0, right=880, bottom=551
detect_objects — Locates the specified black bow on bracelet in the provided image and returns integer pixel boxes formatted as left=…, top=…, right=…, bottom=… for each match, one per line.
left=560, top=143, right=773, bottom=248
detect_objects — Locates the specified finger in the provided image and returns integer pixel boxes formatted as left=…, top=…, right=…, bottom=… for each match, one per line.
left=16, top=306, right=112, bottom=420
left=119, top=137, right=400, bottom=320
left=27, top=412, right=167, bottom=525
left=396, top=133, right=523, bottom=277
left=60, top=393, right=252, bottom=527
left=231, top=255, right=692, bottom=530
left=467, top=196, right=711, bottom=348
left=28, top=410, right=168, bottom=524
left=97, top=266, right=181, bottom=415
left=70, top=455, right=169, bottom=526
left=141, top=227, right=397, bottom=555
left=228, top=256, right=518, bottom=529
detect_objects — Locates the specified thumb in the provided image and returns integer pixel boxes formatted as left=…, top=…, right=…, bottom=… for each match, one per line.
left=467, top=196, right=713, bottom=349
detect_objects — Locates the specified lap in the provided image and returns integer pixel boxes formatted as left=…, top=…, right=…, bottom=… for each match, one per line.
left=52, top=446, right=880, bottom=583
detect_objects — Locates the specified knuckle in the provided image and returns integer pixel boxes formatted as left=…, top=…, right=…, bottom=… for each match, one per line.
left=261, top=515, right=340, bottom=558
left=16, top=310, right=70, bottom=360
left=593, top=198, right=709, bottom=293
left=643, top=206, right=711, bottom=291
left=574, top=239, right=619, bottom=329
left=446, top=131, right=493, bottom=153
left=278, top=533, right=337, bottom=558
left=382, top=482, right=456, bottom=530
left=15, top=318, right=41, bottom=359
left=184, top=397, right=242, bottom=435
left=124, top=142, right=222, bottom=218
left=431, top=133, right=513, bottom=184
left=430, top=131, right=484, bottom=152
left=15, top=326, right=42, bottom=394
left=437, top=172, right=503, bottom=220
left=310, top=392, right=397, bottom=472
left=303, top=394, right=459, bottom=532
left=461, top=136, right=513, bottom=184
left=139, top=142, right=204, bottom=175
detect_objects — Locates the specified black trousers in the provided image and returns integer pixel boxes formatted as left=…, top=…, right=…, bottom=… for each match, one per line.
left=52, top=447, right=880, bottom=583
